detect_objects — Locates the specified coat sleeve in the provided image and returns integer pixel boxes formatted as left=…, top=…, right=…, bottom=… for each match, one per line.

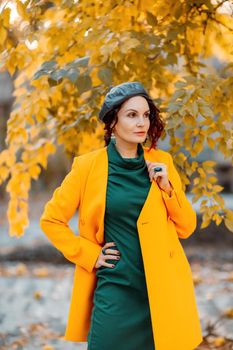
left=160, top=153, right=197, bottom=239
left=39, top=156, right=103, bottom=272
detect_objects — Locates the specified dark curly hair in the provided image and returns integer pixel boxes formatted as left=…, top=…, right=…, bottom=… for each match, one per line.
left=102, top=95, right=165, bottom=151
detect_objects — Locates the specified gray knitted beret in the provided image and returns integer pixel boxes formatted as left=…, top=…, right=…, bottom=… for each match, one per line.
left=99, top=81, right=150, bottom=122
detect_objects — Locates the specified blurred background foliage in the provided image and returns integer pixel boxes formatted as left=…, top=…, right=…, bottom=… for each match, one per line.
left=0, top=0, right=233, bottom=236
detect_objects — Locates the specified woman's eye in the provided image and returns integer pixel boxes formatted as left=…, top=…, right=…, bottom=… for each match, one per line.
left=127, top=113, right=150, bottom=117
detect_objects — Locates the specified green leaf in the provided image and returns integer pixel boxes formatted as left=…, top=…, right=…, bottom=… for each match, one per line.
left=33, top=70, right=48, bottom=80
left=51, top=69, right=67, bottom=81
left=198, top=88, right=209, bottom=97
left=70, top=56, right=90, bottom=68
left=174, top=5, right=182, bottom=19
left=167, top=102, right=182, bottom=113
left=146, top=11, right=158, bottom=26
left=48, top=78, right=62, bottom=87
left=98, top=67, right=112, bottom=85
left=189, top=101, right=198, bottom=117
left=40, top=60, right=57, bottom=71
left=47, top=69, right=66, bottom=86
left=213, top=194, right=225, bottom=207
left=165, top=52, right=177, bottom=64
left=183, top=75, right=197, bottom=84
left=199, top=105, right=214, bottom=118
left=171, top=89, right=186, bottom=101
left=66, top=68, right=80, bottom=83
left=76, top=74, right=92, bottom=94
left=33, top=60, right=58, bottom=81
left=175, top=81, right=187, bottom=88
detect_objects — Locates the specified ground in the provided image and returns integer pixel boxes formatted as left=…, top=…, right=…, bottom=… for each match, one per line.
left=0, top=193, right=232, bottom=349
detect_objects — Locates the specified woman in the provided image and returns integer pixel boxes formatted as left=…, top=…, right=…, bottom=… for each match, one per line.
left=40, top=82, right=203, bottom=350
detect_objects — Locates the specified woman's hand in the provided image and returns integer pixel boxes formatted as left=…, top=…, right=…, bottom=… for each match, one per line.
left=95, top=242, right=121, bottom=269
left=145, top=160, right=173, bottom=195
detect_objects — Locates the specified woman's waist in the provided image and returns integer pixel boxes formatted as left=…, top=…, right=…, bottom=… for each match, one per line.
left=96, top=253, right=145, bottom=277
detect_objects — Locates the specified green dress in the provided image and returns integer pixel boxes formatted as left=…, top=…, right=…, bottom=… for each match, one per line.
left=87, top=138, right=155, bottom=350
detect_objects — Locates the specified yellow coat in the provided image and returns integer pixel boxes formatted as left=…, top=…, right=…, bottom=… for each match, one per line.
left=40, top=144, right=203, bottom=350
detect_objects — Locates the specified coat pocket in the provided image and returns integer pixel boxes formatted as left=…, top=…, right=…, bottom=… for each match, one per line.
left=167, top=217, right=193, bottom=276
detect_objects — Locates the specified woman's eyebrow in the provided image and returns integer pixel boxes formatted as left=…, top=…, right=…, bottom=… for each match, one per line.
left=125, top=109, right=150, bottom=112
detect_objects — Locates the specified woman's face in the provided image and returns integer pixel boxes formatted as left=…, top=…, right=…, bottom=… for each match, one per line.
left=111, top=95, right=150, bottom=144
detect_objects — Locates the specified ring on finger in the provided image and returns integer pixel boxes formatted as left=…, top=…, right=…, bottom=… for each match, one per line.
left=153, top=166, right=163, bottom=172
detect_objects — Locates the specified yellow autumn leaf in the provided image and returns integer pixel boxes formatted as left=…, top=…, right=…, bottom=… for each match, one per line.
left=42, top=345, right=55, bottom=350
left=0, top=26, right=7, bottom=45
left=119, top=37, right=141, bottom=54
left=0, top=0, right=233, bottom=237
left=33, top=267, right=49, bottom=277
left=2, top=8, right=11, bottom=27
left=28, top=165, right=41, bottom=179
left=200, top=218, right=211, bottom=229
left=208, top=176, right=217, bottom=183
left=18, top=200, right=28, bottom=210
left=202, top=160, right=216, bottom=168
left=16, top=0, right=29, bottom=20
left=215, top=215, right=222, bottom=225
left=207, top=137, right=216, bottom=149
left=212, top=185, right=224, bottom=193
left=213, top=336, right=226, bottom=346
left=224, top=218, right=233, bottom=232
left=9, top=221, right=26, bottom=236
left=34, top=290, right=42, bottom=300
left=223, top=308, right=233, bottom=318
left=15, top=263, right=27, bottom=275
left=192, top=275, right=202, bottom=285
left=225, top=209, right=233, bottom=221
left=225, top=272, right=233, bottom=282
left=0, top=166, right=9, bottom=183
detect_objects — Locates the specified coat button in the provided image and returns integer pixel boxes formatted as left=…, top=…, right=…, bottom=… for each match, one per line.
left=80, top=218, right=85, bottom=225
left=170, top=250, right=175, bottom=258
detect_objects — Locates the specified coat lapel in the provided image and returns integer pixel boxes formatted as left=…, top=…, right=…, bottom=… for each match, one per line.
left=94, top=145, right=164, bottom=244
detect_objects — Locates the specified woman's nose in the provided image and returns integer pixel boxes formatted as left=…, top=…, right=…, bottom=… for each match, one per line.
left=137, top=117, right=145, bottom=125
